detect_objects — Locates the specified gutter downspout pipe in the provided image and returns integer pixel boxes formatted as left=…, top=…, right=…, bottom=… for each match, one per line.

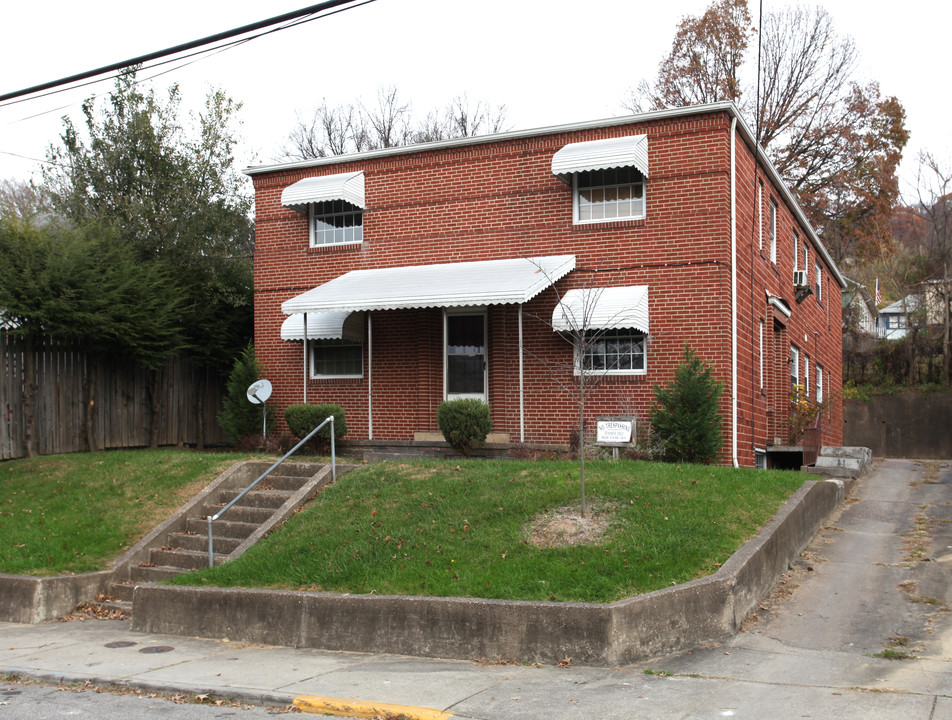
left=730, top=116, right=739, bottom=467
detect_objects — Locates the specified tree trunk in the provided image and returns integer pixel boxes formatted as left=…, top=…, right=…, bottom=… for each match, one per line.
left=22, top=335, right=37, bottom=458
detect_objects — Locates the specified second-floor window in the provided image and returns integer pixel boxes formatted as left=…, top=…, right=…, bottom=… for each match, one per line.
left=310, top=200, right=363, bottom=247
left=770, top=200, right=778, bottom=263
left=575, top=167, right=645, bottom=223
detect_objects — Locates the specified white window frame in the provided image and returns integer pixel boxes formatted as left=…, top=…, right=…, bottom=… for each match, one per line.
left=310, top=339, right=364, bottom=379
left=758, top=182, right=764, bottom=251
left=444, top=309, right=488, bottom=402
left=815, top=262, right=823, bottom=302
left=790, top=345, right=799, bottom=390
left=793, top=233, right=799, bottom=271
left=576, top=328, right=647, bottom=376
left=573, top=167, right=645, bottom=225
left=758, top=319, right=764, bottom=390
left=770, top=200, right=778, bottom=264
left=816, top=364, right=824, bottom=402
left=804, top=355, right=810, bottom=398
left=309, top=200, right=363, bottom=248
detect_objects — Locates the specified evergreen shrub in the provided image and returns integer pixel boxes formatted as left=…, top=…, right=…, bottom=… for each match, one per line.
left=436, top=399, right=493, bottom=457
left=284, top=403, right=347, bottom=453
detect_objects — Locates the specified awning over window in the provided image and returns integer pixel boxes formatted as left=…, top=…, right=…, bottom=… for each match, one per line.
left=551, top=135, right=649, bottom=180
left=551, top=286, right=649, bottom=333
left=280, top=311, right=365, bottom=342
left=282, top=255, right=576, bottom=315
left=281, top=171, right=366, bottom=213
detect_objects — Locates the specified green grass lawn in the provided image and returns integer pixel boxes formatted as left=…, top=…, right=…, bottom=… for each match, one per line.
left=174, top=459, right=809, bottom=603
left=0, top=449, right=254, bottom=575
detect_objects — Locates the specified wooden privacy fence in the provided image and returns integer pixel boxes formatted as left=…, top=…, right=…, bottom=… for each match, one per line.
left=1, top=332, right=229, bottom=460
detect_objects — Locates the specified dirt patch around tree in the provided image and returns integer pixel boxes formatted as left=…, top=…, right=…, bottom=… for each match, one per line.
left=529, top=504, right=615, bottom=548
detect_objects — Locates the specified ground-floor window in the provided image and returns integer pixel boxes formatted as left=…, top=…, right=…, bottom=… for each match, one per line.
left=445, top=311, right=487, bottom=401
left=580, top=329, right=646, bottom=374
left=311, top=340, right=363, bottom=378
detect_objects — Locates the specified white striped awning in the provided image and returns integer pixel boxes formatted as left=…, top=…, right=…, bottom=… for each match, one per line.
left=551, top=286, right=649, bottom=333
left=551, top=135, right=649, bottom=179
left=280, top=311, right=364, bottom=341
left=282, top=255, right=576, bottom=315
left=281, top=171, right=366, bottom=212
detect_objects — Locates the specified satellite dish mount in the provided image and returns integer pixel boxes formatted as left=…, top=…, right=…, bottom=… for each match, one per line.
left=246, top=379, right=273, bottom=440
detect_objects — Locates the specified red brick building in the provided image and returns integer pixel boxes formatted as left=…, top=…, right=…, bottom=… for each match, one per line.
left=246, top=103, right=844, bottom=467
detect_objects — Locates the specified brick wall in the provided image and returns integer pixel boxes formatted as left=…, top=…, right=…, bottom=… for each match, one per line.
left=251, top=109, right=843, bottom=465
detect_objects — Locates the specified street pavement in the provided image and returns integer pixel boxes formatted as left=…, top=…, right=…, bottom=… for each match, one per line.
left=1, top=457, right=950, bottom=719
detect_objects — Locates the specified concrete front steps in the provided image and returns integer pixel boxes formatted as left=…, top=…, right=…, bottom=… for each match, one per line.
left=91, top=461, right=339, bottom=618
left=805, top=446, right=873, bottom=478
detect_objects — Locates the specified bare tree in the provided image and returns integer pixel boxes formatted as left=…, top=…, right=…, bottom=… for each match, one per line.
left=281, top=88, right=510, bottom=161
left=0, top=179, right=50, bottom=220
left=912, top=153, right=952, bottom=383
left=627, top=1, right=908, bottom=264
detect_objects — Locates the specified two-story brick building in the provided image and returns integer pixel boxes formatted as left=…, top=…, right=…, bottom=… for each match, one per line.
left=245, top=102, right=844, bottom=467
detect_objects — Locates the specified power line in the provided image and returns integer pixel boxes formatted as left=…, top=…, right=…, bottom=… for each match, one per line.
left=0, top=0, right=372, bottom=104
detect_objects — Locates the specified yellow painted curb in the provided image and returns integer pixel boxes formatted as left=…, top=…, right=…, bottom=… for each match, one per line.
left=293, top=694, right=453, bottom=719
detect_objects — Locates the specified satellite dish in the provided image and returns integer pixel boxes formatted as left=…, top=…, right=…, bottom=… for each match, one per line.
left=246, top=379, right=273, bottom=405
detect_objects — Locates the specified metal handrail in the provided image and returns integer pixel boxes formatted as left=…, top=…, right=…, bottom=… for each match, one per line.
left=207, top=415, right=335, bottom=567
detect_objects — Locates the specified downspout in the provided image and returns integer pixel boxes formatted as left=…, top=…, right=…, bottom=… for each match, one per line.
left=518, top=303, right=525, bottom=443
left=730, top=116, right=739, bottom=467
left=367, top=312, right=373, bottom=440
left=302, top=313, right=308, bottom=404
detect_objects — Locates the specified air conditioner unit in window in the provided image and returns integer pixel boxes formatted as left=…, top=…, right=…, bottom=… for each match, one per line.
left=793, top=270, right=808, bottom=287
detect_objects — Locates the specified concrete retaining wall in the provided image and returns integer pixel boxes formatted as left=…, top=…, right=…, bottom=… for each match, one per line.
left=0, top=571, right=113, bottom=624
left=844, top=393, right=952, bottom=459
left=131, top=478, right=853, bottom=666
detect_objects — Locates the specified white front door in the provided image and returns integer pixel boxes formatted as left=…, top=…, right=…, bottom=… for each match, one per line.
left=445, top=311, right=487, bottom=401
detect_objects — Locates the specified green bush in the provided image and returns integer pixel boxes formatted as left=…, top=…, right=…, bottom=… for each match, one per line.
left=649, top=345, right=724, bottom=464
left=218, top=344, right=274, bottom=445
left=437, top=399, right=493, bottom=457
left=284, top=403, right=347, bottom=454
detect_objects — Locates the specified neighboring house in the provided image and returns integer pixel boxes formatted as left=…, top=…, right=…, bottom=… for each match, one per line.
left=842, top=279, right=878, bottom=335
left=876, top=295, right=921, bottom=339
left=922, top=278, right=952, bottom=327
left=246, top=102, right=845, bottom=467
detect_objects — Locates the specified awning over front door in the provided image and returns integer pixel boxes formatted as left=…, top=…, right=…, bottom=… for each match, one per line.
left=551, top=286, right=650, bottom=333
left=281, top=255, right=577, bottom=315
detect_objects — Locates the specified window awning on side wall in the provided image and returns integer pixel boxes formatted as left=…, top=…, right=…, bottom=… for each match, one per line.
left=551, top=135, right=649, bottom=180
left=282, top=255, right=576, bottom=315
left=281, top=171, right=366, bottom=213
left=280, top=311, right=365, bottom=342
left=551, top=286, right=649, bottom=333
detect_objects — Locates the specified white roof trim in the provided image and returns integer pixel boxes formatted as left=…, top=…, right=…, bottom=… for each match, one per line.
left=282, top=255, right=576, bottom=315
left=281, top=171, right=365, bottom=213
left=551, top=135, right=649, bottom=179
left=280, top=311, right=364, bottom=342
left=552, top=286, right=649, bottom=333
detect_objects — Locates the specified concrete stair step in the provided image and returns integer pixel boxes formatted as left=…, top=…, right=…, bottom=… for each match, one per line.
left=217, top=489, right=293, bottom=509
left=816, top=456, right=863, bottom=469
left=131, top=565, right=192, bottom=583
left=206, top=504, right=275, bottom=524
left=150, top=548, right=216, bottom=570
left=186, top=517, right=258, bottom=539
left=169, top=532, right=242, bottom=554
left=259, top=474, right=313, bottom=491
left=108, top=581, right=138, bottom=602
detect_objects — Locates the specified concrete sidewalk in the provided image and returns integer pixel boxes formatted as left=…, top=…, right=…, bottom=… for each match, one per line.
left=2, top=458, right=951, bottom=719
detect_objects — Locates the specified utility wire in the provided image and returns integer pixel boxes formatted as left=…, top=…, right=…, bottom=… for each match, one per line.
left=0, top=0, right=371, bottom=104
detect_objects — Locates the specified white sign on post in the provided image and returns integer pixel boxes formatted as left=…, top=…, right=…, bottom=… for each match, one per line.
left=596, top=419, right=634, bottom=445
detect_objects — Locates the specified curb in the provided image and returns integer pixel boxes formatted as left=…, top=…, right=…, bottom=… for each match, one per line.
left=294, top=694, right=453, bottom=719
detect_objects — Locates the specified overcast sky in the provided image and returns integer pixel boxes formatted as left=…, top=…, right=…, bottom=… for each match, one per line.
left=1, top=0, right=947, bottom=198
